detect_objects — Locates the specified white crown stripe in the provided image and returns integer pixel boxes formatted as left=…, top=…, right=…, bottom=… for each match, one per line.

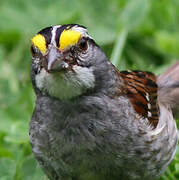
left=51, top=25, right=61, bottom=46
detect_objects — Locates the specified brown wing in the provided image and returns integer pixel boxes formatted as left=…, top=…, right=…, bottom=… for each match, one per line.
left=120, top=70, right=160, bottom=128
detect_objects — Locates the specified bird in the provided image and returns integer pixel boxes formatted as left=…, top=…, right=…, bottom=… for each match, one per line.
left=30, top=24, right=179, bottom=180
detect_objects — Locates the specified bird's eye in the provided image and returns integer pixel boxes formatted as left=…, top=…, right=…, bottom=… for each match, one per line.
left=31, top=45, right=38, bottom=56
left=79, top=38, right=88, bottom=51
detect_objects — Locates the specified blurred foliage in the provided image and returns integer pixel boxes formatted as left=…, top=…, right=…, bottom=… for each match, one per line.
left=0, top=0, right=179, bottom=179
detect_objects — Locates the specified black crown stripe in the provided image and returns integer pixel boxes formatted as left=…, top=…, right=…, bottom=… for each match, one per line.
left=38, top=26, right=53, bottom=46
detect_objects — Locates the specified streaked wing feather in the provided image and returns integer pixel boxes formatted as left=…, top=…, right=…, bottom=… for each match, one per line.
left=120, top=70, right=159, bottom=128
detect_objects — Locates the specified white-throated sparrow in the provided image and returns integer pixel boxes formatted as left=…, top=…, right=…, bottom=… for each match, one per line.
left=30, top=24, right=179, bottom=180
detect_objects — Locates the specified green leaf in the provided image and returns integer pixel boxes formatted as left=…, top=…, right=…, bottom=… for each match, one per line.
left=0, top=158, right=16, bottom=179
left=21, top=156, right=44, bottom=180
left=111, top=28, right=128, bottom=67
left=121, top=0, right=150, bottom=29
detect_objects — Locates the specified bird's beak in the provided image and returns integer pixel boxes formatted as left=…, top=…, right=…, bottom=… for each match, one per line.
left=44, top=46, right=68, bottom=73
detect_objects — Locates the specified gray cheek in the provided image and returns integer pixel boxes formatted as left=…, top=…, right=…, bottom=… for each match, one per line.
left=77, top=51, right=95, bottom=67
left=32, top=57, right=42, bottom=74
left=35, top=69, right=48, bottom=92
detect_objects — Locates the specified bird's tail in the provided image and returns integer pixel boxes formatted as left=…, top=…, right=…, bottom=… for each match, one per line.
left=158, top=62, right=179, bottom=119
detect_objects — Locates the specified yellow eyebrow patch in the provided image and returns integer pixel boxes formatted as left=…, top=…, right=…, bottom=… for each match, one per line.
left=31, top=34, right=46, bottom=54
left=59, top=29, right=81, bottom=50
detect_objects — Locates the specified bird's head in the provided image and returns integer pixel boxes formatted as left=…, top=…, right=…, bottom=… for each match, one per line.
left=31, top=24, right=110, bottom=100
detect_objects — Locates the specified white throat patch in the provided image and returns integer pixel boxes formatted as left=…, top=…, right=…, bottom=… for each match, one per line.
left=35, top=65, right=95, bottom=100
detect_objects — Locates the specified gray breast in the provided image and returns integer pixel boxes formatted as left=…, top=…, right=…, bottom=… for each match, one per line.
left=30, top=95, right=178, bottom=180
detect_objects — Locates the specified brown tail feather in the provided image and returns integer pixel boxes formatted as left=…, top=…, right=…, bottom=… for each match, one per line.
left=157, top=62, right=179, bottom=118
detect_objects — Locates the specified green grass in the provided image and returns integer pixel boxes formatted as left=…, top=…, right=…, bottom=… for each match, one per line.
left=0, top=0, right=179, bottom=179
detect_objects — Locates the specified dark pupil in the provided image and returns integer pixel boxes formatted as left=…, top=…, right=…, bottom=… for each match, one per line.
left=79, top=39, right=87, bottom=50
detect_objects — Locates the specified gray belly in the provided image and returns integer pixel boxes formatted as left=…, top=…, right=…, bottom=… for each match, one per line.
left=29, top=96, right=178, bottom=180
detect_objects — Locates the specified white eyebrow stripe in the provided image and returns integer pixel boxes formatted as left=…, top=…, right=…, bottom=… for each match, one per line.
left=71, top=26, right=91, bottom=38
left=51, top=25, right=61, bottom=46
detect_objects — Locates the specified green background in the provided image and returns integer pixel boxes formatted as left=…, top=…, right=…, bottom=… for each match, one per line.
left=0, top=0, right=179, bottom=179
